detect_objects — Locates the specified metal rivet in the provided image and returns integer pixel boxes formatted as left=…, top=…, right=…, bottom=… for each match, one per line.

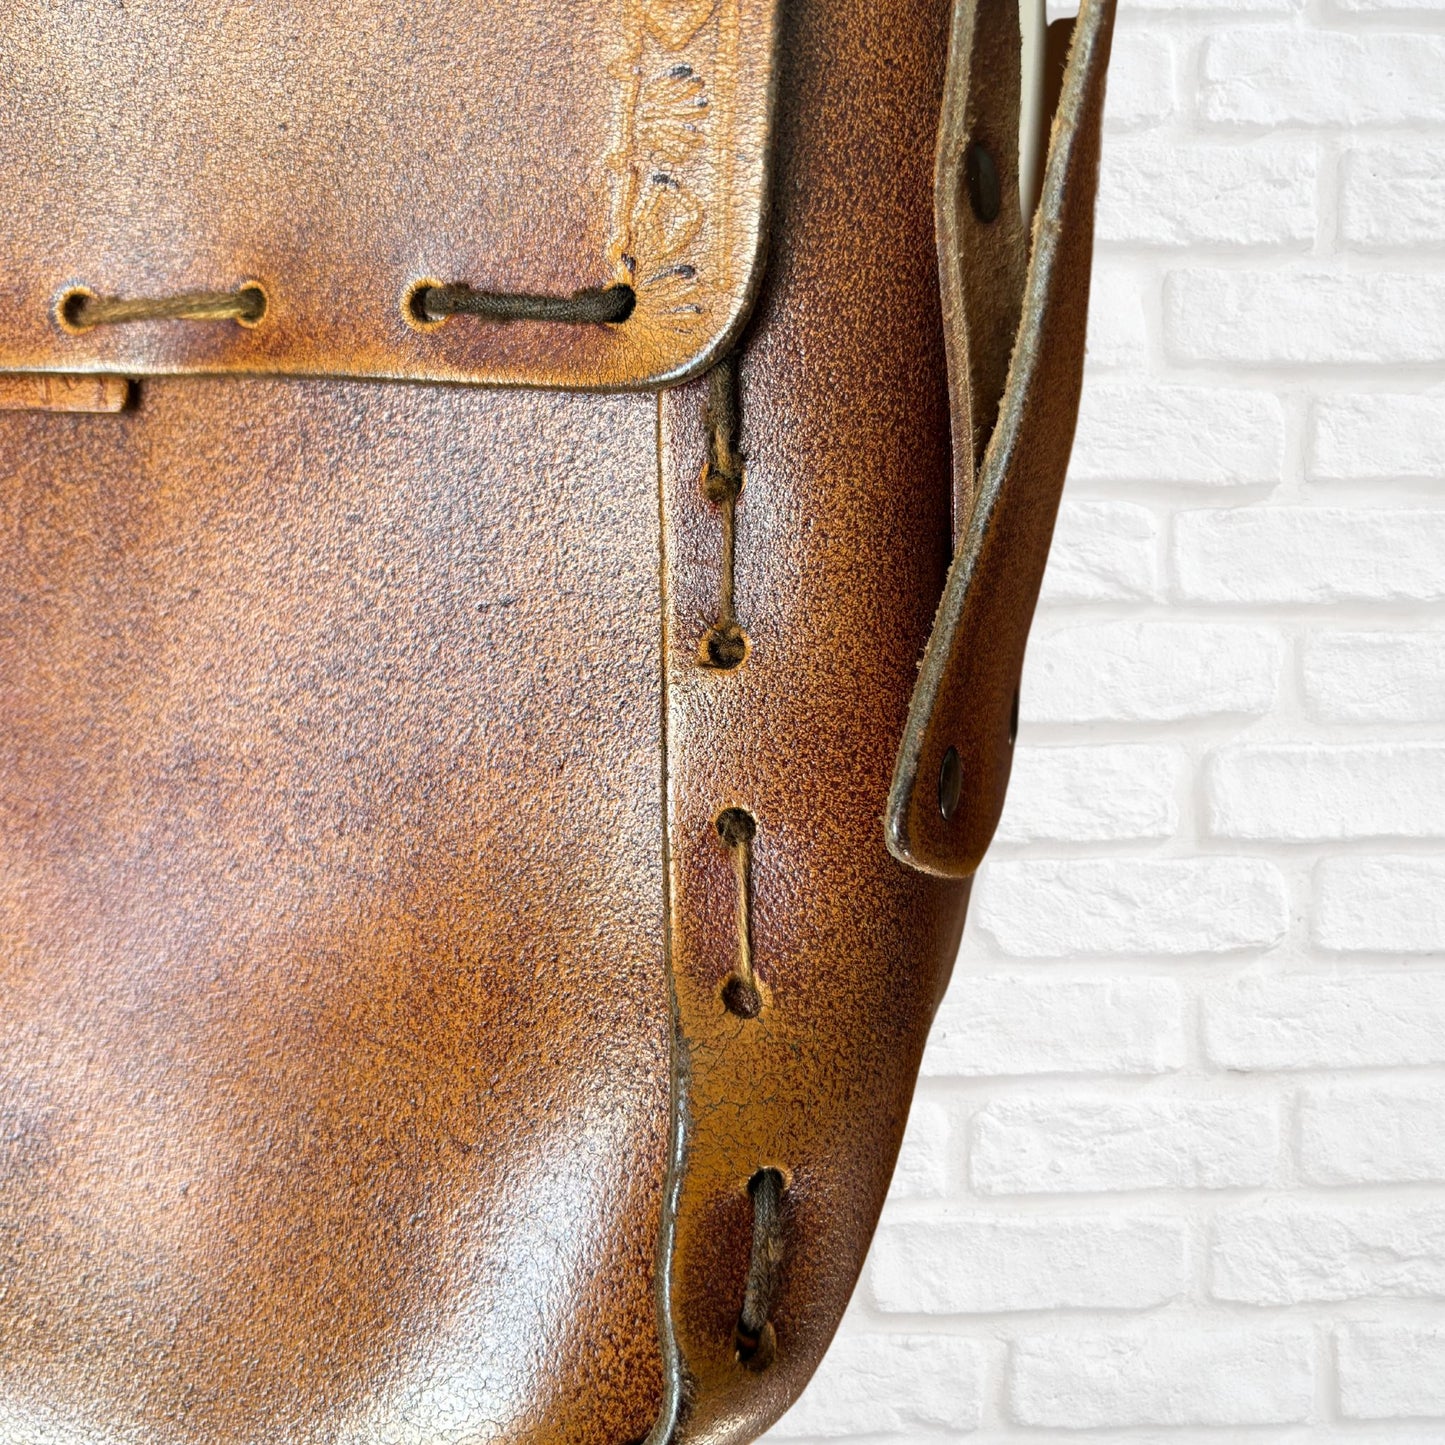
left=965, top=143, right=1001, bottom=224
left=938, top=746, right=962, bottom=820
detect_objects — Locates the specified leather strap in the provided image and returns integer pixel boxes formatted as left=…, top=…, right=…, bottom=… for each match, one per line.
left=886, top=0, right=1116, bottom=879
left=935, top=0, right=1029, bottom=536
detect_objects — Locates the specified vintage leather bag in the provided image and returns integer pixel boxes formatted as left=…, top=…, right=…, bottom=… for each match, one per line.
left=0, top=0, right=1114, bottom=1440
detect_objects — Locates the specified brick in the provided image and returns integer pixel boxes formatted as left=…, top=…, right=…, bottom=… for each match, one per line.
left=1338, top=1325, right=1445, bottom=1421
left=974, top=857, right=1288, bottom=958
left=993, top=745, right=1179, bottom=844
left=1022, top=621, right=1280, bottom=723
left=890, top=1100, right=950, bottom=1198
left=1304, top=632, right=1445, bottom=723
left=1300, top=1081, right=1445, bottom=1185
left=1309, top=394, right=1445, bottom=484
left=1201, top=31, right=1445, bottom=126
left=1011, top=1327, right=1314, bottom=1427
left=871, top=1213, right=1186, bottom=1313
left=769, top=1333, right=985, bottom=1437
left=923, top=975, right=1185, bottom=1077
left=1103, top=32, right=1176, bottom=130
left=1119, top=0, right=1300, bottom=11
left=1207, top=744, right=1445, bottom=841
left=1205, top=972, right=1445, bottom=1071
left=1096, top=139, right=1315, bottom=247
left=1071, top=382, right=1284, bottom=488
left=1165, top=269, right=1445, bottom=366
left=1039, top=501, right=1160, bottom=603
left=1316, top=857, right=1445, bottom=955
left=971, top=1093, right=1278, bottom=1193
left=1086, top=261, right=1151, bottom=368
left=1341, top=146, right=1445, bottom=251
left=1213, top=1200, right=1445, bottom=1305
left=1173, top=509, right=1445, bottom=604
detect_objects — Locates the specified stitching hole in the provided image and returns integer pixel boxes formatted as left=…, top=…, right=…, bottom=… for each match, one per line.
left=735, top=1319, right=776, bottom=1371
left=234, top=284, right=268, bottom=328
left=56, top=288, right=96, bottom=333
left=716, top=807, right=756, bottom=847
left=403, top=278, right=447, bottom=331
left=700, top=621, right=748, bottom=670
left=721, top=972, right=762, bottom=1019
left=938, top=745, right=962, bottom=820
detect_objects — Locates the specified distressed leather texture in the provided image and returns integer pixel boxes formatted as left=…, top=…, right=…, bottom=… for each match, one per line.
left=0, top=1, right=1114, bottom=1442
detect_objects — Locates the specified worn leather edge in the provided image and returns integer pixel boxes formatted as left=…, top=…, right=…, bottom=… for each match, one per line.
left=647, top=387, right=690, bottom=1445
left=935, top=0, right=1028, bottom=534
left=885, top=0, right=1116, bottom=878
left=645, top=1007, right=690, bottom=1445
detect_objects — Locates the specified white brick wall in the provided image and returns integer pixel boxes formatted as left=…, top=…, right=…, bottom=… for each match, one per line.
left=768, top=0, right=1445, bottom=1435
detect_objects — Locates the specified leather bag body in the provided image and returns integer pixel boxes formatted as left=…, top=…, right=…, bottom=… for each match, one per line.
left=0, top=1, right=1114, bottom=1441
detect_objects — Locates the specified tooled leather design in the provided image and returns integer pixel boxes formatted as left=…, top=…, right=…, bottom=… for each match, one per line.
left=607, top=0, right=744, bottom=341
left=0, top=373, right=130, bottom=414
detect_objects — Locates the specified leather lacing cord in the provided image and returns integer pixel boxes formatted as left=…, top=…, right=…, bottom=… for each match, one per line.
left=735, top=1167, right=785, bottom=1370
left=60, top=286, right=268, bottom=330
left=412, top=283, right=636, bottom=325
left=698, top=359, right=789, bottom=1373
left=698, top=358, right=748, bottom=669
left=715, top=808, right=761, bottom=1019
left=56, top=281, right=636, bottom=331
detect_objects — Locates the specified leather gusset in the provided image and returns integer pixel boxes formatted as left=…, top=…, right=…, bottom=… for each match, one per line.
left=654, top=0, right=966, bottom=1438
left=0, top=380, right=670, bottom=1444
left=0, top=0, right=781, bottom=391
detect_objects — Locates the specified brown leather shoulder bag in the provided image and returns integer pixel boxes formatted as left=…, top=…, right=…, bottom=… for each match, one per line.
left=0, top=0, right=1113, bottom=1440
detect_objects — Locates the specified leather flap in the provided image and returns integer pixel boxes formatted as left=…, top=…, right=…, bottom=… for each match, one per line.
left=0, top=0, right=780, bottom=391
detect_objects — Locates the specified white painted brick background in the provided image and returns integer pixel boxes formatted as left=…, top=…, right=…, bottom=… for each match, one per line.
left=766, top=0, right=1445, bottom=1435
